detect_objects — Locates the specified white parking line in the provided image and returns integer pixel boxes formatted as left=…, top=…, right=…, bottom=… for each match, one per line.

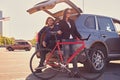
left=11, top=78, right=25, bottom=80
left=0, top=72, right=29, bottom=75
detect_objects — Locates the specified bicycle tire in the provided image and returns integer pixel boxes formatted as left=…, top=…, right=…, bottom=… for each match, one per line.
left=29, top=51, right=59, bottom=80
left=76, top=48, right=104, bottom=80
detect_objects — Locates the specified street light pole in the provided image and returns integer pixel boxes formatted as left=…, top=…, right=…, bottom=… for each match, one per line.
left=83, top=0, right=84, bottom=12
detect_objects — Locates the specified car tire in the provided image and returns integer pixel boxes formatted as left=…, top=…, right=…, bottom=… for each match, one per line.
left=7, top=47, right=14, bottom=51
left=84, top=45, right=106, bottom=72
left=25, top=48, right=30, bottom=51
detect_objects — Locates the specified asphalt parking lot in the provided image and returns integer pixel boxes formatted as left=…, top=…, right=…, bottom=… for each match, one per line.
left=0, top=47, right=120, bottom=80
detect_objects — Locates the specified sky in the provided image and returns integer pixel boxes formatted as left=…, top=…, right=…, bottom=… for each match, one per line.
left=0, top=0, right=120, bottom=40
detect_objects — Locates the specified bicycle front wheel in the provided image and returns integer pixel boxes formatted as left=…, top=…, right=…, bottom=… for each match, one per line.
left=29, top=51, right=58, bottom=79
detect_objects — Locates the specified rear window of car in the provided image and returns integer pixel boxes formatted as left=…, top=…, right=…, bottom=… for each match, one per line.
left=47, top=2, right=71, bottom=14
left=112, top=20, right=120, bottom=34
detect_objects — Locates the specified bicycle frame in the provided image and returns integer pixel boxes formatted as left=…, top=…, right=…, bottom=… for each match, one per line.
left=45, top=40, right=85, bottom=65
left=30, top=34, right=103, bottom=80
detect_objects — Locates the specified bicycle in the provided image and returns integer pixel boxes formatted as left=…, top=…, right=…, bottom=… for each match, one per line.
left=30, top=33, right=104, bottom=80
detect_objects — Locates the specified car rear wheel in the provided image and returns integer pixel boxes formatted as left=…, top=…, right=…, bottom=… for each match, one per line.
left=7, top=47, right=14, bottom=51
left=84, top=45, right=106, bottom=72
left=25, top=47, right=30, bottom=51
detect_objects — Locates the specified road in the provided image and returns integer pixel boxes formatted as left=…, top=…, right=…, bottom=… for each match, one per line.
left=0, top=47, right=120, bottom=80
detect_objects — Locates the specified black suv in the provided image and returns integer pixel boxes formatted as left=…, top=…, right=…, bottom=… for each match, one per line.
left=27, top=0, right=120, bottom=72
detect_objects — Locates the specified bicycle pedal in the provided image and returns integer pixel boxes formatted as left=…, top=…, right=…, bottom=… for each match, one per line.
left=74, top=73, right=80, bottom=78
left=68, top=72, right=75, bottom=78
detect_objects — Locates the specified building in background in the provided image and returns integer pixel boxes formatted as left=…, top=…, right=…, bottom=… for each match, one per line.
left=0, top=11, right=2, bottom=36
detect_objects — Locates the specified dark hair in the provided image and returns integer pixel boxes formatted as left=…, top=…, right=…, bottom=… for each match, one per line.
left=45, top=17, right=54, bottom=25
left=63, top=8, right=71, bottom=20
left=55, top=17, right=60, bottom=24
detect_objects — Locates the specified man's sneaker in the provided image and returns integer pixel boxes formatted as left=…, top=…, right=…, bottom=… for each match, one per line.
left=74, top=71, right=80, bottom=78
left=34, top=69, right=42, bottom=73
left=35, top=65, right=46, bottom=70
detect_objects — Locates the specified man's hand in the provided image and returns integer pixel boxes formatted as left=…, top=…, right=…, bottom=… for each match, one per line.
left=57, top=30, right=62, bottom=34
left=42, top=41, right=46, bottom=47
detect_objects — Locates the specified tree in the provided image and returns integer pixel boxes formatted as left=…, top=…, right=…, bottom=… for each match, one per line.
left=0, top=36, right=15, bottom=46
left=29, top=37, right=36, bottom=46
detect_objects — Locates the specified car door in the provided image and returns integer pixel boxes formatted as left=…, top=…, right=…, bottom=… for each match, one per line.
left=13, top=42, right=20, bottom=49
left=19, top=42, right=24, bottom=49
left=97, top=16, right=120, bottom=53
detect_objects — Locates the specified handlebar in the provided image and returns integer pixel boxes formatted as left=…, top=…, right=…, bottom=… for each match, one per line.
left=80, top=34, right=91, bottom=41
left=50, top=31, right=91, bottom=41
left=50, top=31, right=57, bottom=35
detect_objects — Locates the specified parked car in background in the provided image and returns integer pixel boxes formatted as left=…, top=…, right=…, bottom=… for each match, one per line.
left=27, top=0, right=120, bottom=72
left=6, top=40, right=32, bottom=51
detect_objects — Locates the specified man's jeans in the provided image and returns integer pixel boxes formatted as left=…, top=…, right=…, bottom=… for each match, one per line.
left=62, top=39, right=79, bottom=72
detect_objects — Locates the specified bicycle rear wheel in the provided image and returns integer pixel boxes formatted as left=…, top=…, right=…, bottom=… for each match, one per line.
left=29, top=51, right=58, bottom=79
left=76, top=49, right=104, bottom=80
